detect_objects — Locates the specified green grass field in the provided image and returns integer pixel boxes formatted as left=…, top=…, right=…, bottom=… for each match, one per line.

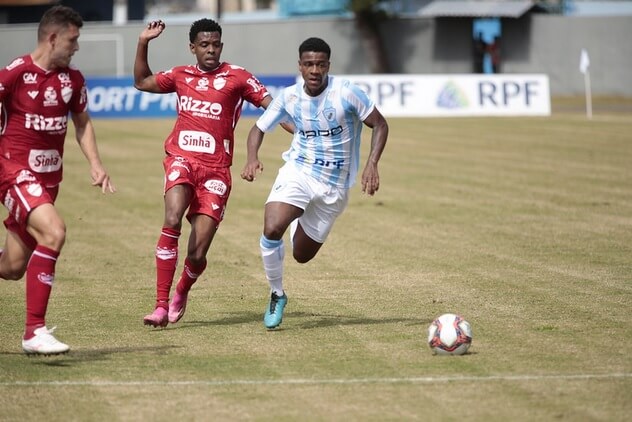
left=0, top=104, right=631, bottom=421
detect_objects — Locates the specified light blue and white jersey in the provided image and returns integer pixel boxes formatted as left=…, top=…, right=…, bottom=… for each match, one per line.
left=256, top=76, right=375, bottom=188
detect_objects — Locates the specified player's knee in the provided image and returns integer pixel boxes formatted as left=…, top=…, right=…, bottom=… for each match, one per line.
left=0, top=267, right=26, bottom=280
left=163, top=214, right=183, bottom=229
left=40, top=222, right=66, bottom=251
left=292, top=250, right=314, bottom=264
left=263, top=226, right=285, bottom=241
left=186, top=254, right=206, bottom=267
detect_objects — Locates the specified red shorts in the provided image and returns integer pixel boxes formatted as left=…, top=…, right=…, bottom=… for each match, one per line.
left=0, top=158, right=57, bottom=250
left=163, top=155, right=232, bottom=224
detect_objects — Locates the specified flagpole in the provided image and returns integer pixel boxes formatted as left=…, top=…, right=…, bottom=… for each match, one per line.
left=584, top=70, right=592, bottom=119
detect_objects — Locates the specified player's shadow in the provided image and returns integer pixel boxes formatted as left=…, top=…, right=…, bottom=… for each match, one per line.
left=170, top=311, right=263, bottom=330
left=4, top=345, right=184, bottom=367
left=172, top=310, right=420, bottom=331
left=290, top=311, right=421, bottom=329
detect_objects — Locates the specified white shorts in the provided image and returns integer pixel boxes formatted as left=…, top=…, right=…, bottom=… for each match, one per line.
left=266, top=162, right=349, bottom=243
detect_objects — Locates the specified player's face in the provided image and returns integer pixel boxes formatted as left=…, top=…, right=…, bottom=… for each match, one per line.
left=190, top=31, right=223, bottom=72
left=50, top=24, right=80, bottom=69
left=299, top=51, right=330, bottom=97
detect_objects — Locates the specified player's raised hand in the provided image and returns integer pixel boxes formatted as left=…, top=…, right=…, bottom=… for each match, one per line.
left=140, top=20, right=166, bottom=42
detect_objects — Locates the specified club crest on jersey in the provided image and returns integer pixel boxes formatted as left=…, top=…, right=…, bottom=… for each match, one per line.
left=26, top=183, right=43, bottom=197
left=43, top=87, right=58, bottom=106
left=23, top=73, right=38, bottom=84
left=168, top=169, right=180, bottom=181
left=324, top=108, right=336, bottom=121
left=213, top=77, right=226, bottom=90
left=196, top=78, right=209, bottom=91
left=61, top=86, right=73, bottom=103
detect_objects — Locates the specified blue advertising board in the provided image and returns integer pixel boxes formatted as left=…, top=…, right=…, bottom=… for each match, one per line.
left=85, top=75, right=295, bottom=119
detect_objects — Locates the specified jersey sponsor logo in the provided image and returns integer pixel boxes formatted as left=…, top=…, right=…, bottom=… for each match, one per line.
left=178, top=130, right=216, bottom=154
left=6, top=58, right=24, bottom=71
left=61, top=86, right=73, bottom=103
left=298, top=125, right=343, bottom=139
left=24, top=113, right=68, bottom=132
left=296, top=155, right=345, bottom=169
left=58, top=72, right=70, bottom=83
left=27, top=91, right=38, bottom=99
left=3, top=191, right=15, bottom=214
left=80, top=86, right=87, bottom=105
left=43, top=87, right=59, bottom=106
left=204, top=179, right=227, bottom=195
left=16, top=169, right=36, bottom=184
left=22, top=72, right=37, bottom=84
left=213, top=77, right=226, bottom=90
left=196, top=78, right=209, bottom=91
left=178, top=95, right=222, bottom=118
left=28, top=149, right=62, bottom=173
left=246, top=77, right=263, bottom=93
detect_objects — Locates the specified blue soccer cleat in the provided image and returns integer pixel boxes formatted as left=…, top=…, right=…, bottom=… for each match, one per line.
left=264, top=292, right=287, bottom=329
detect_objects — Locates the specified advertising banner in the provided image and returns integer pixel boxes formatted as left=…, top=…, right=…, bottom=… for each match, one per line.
left=86, top=74, right=550, bottom=118
left=85, top=76, right=295, bottom=118
left=342, top=74, right=551, bottom=117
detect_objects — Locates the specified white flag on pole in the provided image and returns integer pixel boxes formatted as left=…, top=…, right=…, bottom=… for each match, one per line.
left=579, top=49, right=590, bottom=74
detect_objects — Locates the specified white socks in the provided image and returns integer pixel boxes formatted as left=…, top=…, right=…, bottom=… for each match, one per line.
left=260, top=235, right=285, bottom=296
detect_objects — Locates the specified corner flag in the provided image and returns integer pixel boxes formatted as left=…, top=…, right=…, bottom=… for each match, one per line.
left=579, top=49, right=592, bottom=119
left=579, top=49, right=590, bottom=74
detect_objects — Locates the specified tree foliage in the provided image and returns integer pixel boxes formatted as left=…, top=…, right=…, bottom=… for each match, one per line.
left=347, top=0, right=391, bottom=73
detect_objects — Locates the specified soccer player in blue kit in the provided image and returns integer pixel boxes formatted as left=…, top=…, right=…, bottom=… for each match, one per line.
left=240, top=37, right=389, bottom=329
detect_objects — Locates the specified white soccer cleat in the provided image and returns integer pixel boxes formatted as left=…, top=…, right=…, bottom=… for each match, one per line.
left=22, top=326, right=70, bottom=356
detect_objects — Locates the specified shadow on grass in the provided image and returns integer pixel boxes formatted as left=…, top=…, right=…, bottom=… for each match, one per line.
left=0, top=345, right=183, bottom=366
left=171, top=310, right=421, bottom=330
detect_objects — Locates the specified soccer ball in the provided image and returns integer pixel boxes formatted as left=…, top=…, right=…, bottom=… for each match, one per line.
left=427, top=313, right=472, bottom=355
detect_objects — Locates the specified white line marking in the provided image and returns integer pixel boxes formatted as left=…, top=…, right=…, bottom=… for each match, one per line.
left=1, top=373, right=630, bottom=387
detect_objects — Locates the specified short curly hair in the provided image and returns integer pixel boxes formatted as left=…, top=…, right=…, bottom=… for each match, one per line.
left=189, top=18, right=222, bottom=43
left=299, top=37, right=331, bottom=59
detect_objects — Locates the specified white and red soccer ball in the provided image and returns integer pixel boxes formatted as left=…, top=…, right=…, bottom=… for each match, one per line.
left=427, top=313, right=473, bottom=355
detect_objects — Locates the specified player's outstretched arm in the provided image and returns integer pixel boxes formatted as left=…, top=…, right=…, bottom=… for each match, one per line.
left=72, top=111, right=116, bottom=194
left=360, top=108, right=389, bottom=196
left=240, top=125, right=266, bottom=182
left=134, top=20, right=165, bottom=93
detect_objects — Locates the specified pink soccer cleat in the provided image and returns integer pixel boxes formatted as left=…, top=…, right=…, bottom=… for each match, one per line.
left=168, top=292, right=188, bottom=324
left=143, top=307, right=168, bottom=328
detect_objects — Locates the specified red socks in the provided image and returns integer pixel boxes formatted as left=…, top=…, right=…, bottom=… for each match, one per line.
left=24, top=245, right=59, bottom=339
left=176, top=258, right=207, bottom=295
left=154, top=227, right=180, bottom=309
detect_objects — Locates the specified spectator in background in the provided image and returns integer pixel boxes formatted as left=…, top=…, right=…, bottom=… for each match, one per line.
left=488, top=36, right=501, bottom=73
left=473, top=31, right=486, bottom=73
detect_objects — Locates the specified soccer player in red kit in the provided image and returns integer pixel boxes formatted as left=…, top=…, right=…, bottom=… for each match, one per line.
left=135, top=19, right=289, bottom=327
left=0, top=5, right=116, bottom=355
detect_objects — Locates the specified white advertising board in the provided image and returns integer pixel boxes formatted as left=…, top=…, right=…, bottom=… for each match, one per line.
left=339, top=74, right=551, bottom=117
